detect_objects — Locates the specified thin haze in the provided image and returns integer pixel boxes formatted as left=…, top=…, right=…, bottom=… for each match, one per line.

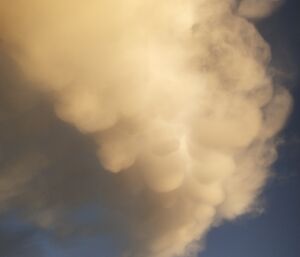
left=0, top=0, right=292, bottom=257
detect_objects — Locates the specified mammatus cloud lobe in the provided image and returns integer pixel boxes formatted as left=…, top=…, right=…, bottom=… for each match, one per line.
left=0, top=0, right=291, bottom=257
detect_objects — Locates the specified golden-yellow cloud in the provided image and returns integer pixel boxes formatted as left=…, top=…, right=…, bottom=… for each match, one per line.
left=0, top=0, right=291, bottom=256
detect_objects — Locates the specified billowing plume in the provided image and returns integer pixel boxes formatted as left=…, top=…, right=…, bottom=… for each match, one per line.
left=0, top=0, right=291, bottom=257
